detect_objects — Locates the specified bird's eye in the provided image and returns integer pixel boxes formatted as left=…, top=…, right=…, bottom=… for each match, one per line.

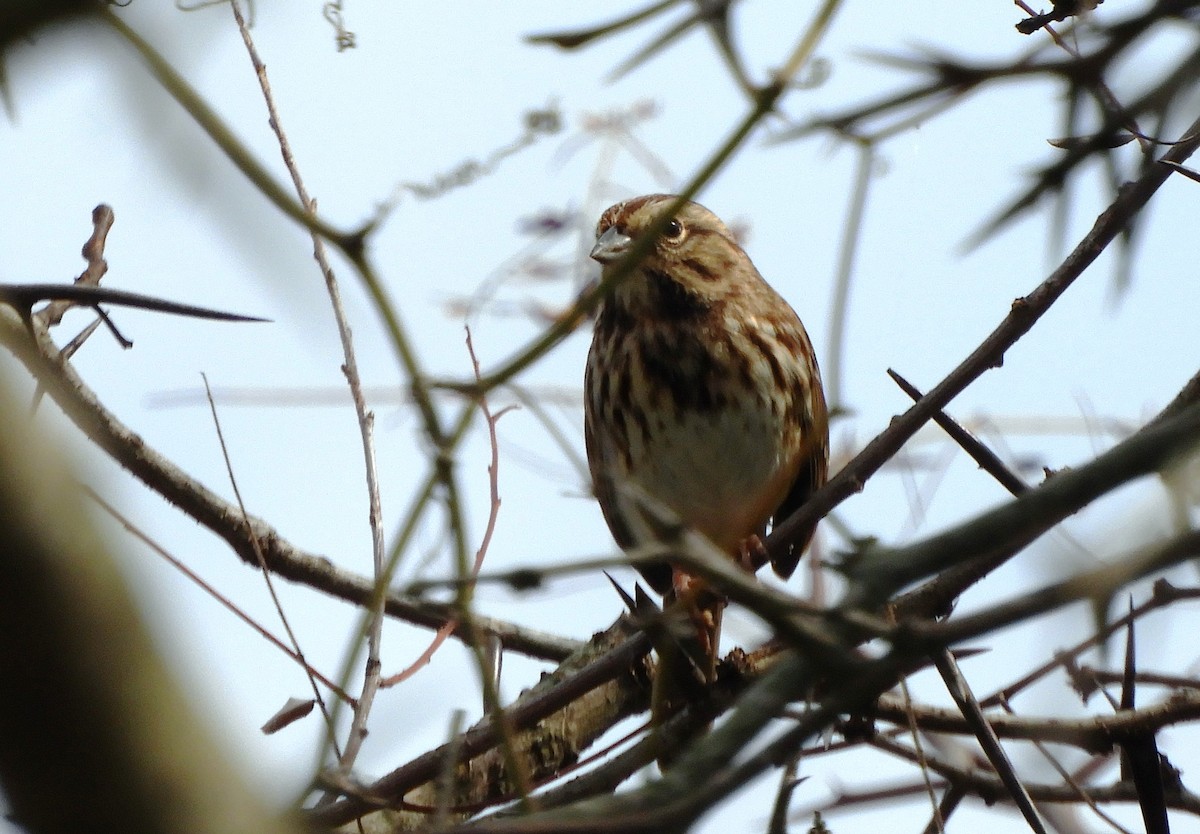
left=663, top=219, right=685, bottom=241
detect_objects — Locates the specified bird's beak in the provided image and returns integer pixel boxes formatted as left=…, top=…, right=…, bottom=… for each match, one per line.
left=590, top=226, right=633, bottom=265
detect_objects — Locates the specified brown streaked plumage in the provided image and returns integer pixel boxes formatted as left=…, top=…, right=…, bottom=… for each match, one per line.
left=583, top=194, right=828, bottom=736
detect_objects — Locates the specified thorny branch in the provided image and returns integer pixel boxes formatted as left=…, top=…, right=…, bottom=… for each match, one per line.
left=765, top=107, right=1200, bottom=571
left=0, top=290, right=575, bottom=662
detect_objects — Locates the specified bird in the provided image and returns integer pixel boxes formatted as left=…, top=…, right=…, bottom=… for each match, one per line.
left=583, top=194, right=829, bottom=743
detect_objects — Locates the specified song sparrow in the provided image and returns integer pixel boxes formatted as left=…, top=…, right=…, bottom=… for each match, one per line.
left=584, top=194, right=828, bottom=731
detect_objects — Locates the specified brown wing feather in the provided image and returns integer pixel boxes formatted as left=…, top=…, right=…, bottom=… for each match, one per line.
left=768, top=388, right=829, bottom=579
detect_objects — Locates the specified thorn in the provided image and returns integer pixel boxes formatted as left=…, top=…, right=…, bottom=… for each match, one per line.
left=604, top=571, right=639, bottom=613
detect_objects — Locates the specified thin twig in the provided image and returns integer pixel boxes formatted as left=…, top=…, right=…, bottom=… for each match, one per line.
left=921, top=786, right=964, bottom=834
left=0, top=283, right=266, bottom=324
left=768, top=107, right=1200, bottom=569
left=0, top=303, right=572, bottom=662
left=86, top=486, right=352, bottom=703
left=978, top=579, right=1181, bottom=708
left=897, top=674, right=945, bottom=834
left=36, top=204, right=113, bottom=328
left=439, top=0, right=846, bottom=396
left=995, top=694, right=1136, bottom=834
left=378, top=328, right=514, bottom=691
left=449, top=325, right=533, bottom=807
left=228, top=0, right=387, bottom=772
left=887, top=368, right=1028, bottom=496
left=200, top=373, right=341, bottom=756
left=766, top=754, right=802, bottom=834
left=825, top=140, right=875, bottom=413
left=100, top=8, right=360, bottom=252
left=933, top=651, right=1047, bottom=834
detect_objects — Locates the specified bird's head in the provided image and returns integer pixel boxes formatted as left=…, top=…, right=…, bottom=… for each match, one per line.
left=590, top=194, right=759, bottom=316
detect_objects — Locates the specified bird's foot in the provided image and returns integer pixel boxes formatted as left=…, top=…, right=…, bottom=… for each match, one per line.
left=737, top=533, right=769, bottom=573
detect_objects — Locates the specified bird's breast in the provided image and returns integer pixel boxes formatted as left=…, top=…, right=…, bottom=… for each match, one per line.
left=586, top=317, right=810, bottom=552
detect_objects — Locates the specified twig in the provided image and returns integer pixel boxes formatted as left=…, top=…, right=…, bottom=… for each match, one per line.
left=99, top=8, right=361, bottom=253
left=870, top=688, right=1200, bottom=752
left=465, top=326, right=510, bottom=596
left=911, top=528, right=1200, bottom=648
left=434, top=710, right=468, bottom=829
left=310, top=623, right=652, bottom=826
left=824, top=140, right=875, bottom=413
left=860, top=398, right=1200, bottom=612
left=921, top=786, right=963, bottom=834
left=200, top=373, right=340, bottom=754
left=767, top=107, right=1200, bottom=570
left=933, top=651, right=1046, bottom=834
left=995, top=694, right=1136, bottom=834
left=86, top=486, right=352, bottom=703
left=0, top=308, right=574, bottom=661
left=864, top=735, right=1200, bottom=813
left=978, top=578, right=1194, bottom=708
left=228, top=0, right=389, bottom=772
left=0, top=283, right=266, bottom=324
left=897, top=673, right=945, bottom=833
left=378, top=327, right=512, bottom=690
left=441, top=0, right=845, bottom=396
left=448, top=325, right=532, bottom=807
left=1016, top=0, right=1104, bottom=36
left=887, top=369, right=1028, bottom=496
left=36, top=204, right=113, bottom=328
left=766, top=754, right=802, bottom=834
